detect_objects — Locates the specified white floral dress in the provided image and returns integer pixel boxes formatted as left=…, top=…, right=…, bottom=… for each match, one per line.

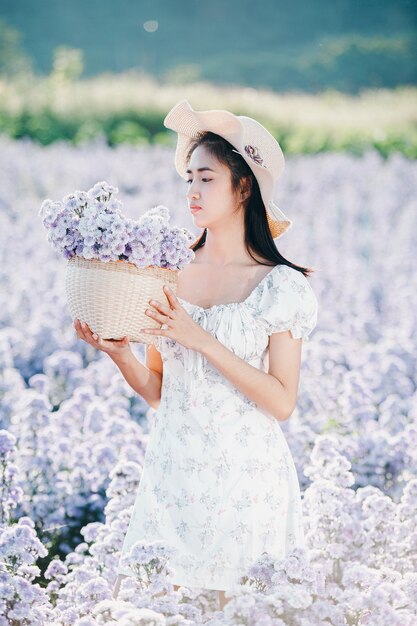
left=117, top=263, right=318, bottom=592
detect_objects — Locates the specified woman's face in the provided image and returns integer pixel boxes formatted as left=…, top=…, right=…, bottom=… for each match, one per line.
left=185, top=144, right=242, bottom=229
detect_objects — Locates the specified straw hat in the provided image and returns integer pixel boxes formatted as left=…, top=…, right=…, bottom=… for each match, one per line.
left=163, top=99, right=292, bottom=239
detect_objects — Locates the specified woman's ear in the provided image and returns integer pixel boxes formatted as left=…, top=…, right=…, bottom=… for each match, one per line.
left=240, top=176, right=253, bottom=203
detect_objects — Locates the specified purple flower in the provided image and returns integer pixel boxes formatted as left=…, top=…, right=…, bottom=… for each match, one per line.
left=40, top=182, right=195, bottom=270
left=0, top=430, right=16, bottom=455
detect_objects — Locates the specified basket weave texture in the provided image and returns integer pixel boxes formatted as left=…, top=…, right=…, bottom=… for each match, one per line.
left=65, top=256, right=178, bottom=345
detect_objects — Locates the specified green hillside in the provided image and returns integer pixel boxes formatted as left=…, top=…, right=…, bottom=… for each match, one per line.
left=0, top=0, right=416, bottom=93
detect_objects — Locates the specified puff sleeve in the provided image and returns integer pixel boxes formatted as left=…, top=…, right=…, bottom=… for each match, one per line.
left=255, top=265, right=318, bottom=342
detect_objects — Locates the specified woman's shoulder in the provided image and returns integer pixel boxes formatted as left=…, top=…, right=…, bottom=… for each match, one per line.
left=278, top=263, right=317, bottom=295
left=257, top=263, right=316, bottom=299
left=252, top=263, right=319, bottom=341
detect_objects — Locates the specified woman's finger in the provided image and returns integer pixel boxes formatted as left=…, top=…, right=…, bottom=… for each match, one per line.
left=145, top=307, right=171, bottom=326
left=141, top=326, right=169, bottom=336
left=84, top=324, right=108, bottom=347
left=80, top=321, right=96, bottom=342
left=74, top=319, right=101, bottom=346
left=148, top=299, right=176, bottom=319
left=163, top=285, right=179, bottom=309
left=74, top=319, right=88, bottom=341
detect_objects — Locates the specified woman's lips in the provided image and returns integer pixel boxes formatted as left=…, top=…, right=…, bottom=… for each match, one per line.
left=190, top=207, right=202, bottom=213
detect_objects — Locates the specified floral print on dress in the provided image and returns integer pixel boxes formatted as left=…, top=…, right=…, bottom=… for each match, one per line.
left=117, top=264, right=318, bottom=592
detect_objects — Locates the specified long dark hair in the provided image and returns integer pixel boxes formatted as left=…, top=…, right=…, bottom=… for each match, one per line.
left=185, top=131, right=314, bottom=278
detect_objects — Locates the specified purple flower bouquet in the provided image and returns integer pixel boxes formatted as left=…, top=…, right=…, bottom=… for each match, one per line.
left=39, top=181, right=196, bottom=344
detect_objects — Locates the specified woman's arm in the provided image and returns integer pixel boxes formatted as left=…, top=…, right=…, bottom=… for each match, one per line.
left=74, top=319, right=163, bottom=410
left=142, top=287, right=302, bottom=422
left=109, top=345, right=163, bottom=410
left=200, top=330, right=302, bottom=422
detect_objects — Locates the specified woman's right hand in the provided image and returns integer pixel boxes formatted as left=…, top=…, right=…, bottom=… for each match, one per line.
left=73, top=319, right=132, bottom=358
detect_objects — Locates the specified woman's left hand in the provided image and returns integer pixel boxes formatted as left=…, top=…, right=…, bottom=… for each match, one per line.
left=141, top=285, right=208, bottom=352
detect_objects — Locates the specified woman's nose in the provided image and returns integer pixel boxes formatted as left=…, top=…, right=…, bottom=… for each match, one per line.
left=187, top=186, right=200, bottom=200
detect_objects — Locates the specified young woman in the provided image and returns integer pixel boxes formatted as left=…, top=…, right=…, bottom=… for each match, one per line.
left=74, top=100, right=318, bottom=611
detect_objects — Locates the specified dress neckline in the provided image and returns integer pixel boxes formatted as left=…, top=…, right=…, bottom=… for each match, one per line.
left=177, top=263, right=282, bottom=312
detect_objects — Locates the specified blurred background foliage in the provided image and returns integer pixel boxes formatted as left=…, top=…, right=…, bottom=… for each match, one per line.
left=0, top=0, right=416, bottom=155
left=1, top=0, right=416, bottom=91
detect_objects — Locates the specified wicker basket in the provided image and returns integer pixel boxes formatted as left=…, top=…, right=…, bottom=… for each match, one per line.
left=65, top=256, right=178, bottom=345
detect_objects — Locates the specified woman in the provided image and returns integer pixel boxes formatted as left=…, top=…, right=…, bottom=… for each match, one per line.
left=74, top=100, right=318, bottom=611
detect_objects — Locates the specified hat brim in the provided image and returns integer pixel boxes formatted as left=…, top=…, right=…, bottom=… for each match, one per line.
left=164, top=99, right=292, bottom=239
left=164, top=100, right=243, bottom=178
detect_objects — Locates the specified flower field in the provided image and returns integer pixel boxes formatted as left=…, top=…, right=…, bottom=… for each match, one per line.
left=0, top=133, right=416, bottom=624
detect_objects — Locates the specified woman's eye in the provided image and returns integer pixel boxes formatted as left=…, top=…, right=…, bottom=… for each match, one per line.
left=186, top=179, right=211, bottom=184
